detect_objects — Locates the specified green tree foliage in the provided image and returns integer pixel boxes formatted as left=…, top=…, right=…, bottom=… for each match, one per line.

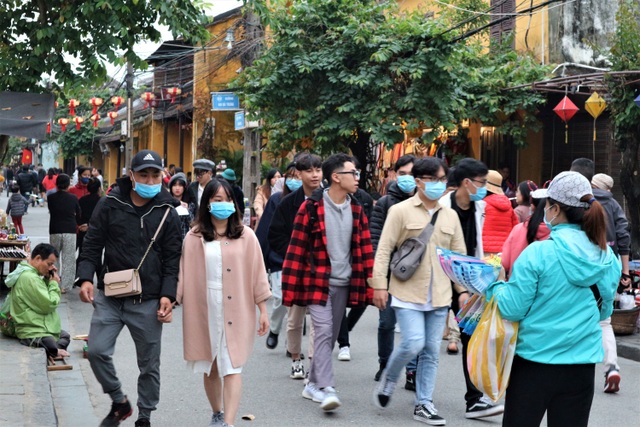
left=607, top=0, right=640, bottom=256
left=235, top=0, right=550, bottom=155
left=0, top=0, right=210, bottom=91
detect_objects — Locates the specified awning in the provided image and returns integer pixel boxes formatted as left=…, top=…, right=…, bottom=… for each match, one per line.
left=0, top=91, right=56, bottom=140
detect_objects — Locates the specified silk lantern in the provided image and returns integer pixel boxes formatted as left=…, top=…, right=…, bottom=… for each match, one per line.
left=141, top=92, right=156, bottom=109
left=58, top=117, right=69, bottom=132
left=90, top=97, right=104, bottom=115
left=90, top=113, right=100, bottom=127
left=584, top=92, right=607, bottom=160
left=553, top=96, right=579, bottom=144
left=108, top=111, right=118, bottom=125
left=69, top=99, right=80, bottom=116
left=167, top=87, right=181, bottom=104
left=74, top=116, right=85, bottom=130
left=111, top=96, right=124, bottom=110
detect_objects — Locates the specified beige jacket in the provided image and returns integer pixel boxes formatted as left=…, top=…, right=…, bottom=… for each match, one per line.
left=177, top=226, right=271, bottom=368
left=253, top=187, right=269, bottom=218
left=368, top=193, right=467, bottom=307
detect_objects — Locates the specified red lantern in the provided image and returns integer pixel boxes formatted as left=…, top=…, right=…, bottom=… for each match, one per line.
left=74, top=116, right=85, bottom=130
left=54, top=100, right=59, bottom=108
left=58, top=117, right=69, bottom=132
left=553, top=96, right=579, bottom=144
left=90, top=113, right=100, bottom=127
left=141, top=92, right=156, bottom=109
left=167, top=87, right=182, bottom=104
left=69, top=99, right=80, bottom=116
left=108, top=111, right=118, bottom=125
left=111, top=96, right=124, bottom=110
left=47, top=122, right=51, bottom=134
left=90, top=97, right=104, bottom=115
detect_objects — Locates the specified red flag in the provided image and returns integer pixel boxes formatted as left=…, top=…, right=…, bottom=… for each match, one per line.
left=22, top=148, right=33, bottom=164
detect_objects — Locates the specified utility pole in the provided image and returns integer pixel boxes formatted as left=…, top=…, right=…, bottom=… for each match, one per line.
left=241, top=10, right=263, bottom=208
left=125, top=62, right=134, bottom=173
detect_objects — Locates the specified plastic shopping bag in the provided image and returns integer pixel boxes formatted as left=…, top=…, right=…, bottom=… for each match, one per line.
left=467, top=296, right=518, bottom=402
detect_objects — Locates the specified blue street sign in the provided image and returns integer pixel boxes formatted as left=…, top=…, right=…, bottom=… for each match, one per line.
left=211, top=92, right=240, bottom=110
left=234, top=111, right=245, bottom=130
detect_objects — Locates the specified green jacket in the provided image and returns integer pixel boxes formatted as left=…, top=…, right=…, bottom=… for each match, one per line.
left=8, top=261, right=61, bottom=340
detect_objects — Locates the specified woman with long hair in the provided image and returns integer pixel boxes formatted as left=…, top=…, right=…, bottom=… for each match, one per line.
left=514, top=180, right=538, bottom=222
left=486, top=171, right=620, bottom=427
left=501, top=195, right=550, bottom=278
left=253, top=168, right=281, bottom=222
left=178, top=178, right=271, bottom=427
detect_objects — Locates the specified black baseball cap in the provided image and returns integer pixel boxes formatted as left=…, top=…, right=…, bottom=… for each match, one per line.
left=131, top=150, right=163, bottom=172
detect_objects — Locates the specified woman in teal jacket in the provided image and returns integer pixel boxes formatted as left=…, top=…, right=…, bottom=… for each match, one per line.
left=485, top=171, right=619, bottom=427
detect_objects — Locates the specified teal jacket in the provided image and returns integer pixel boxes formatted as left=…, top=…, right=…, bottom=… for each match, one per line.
left=8, top=261, right=62, bottom=340
left=486, top=223, right=620, bottom=364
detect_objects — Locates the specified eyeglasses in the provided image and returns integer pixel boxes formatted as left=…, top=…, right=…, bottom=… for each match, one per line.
left=336, top=170, right=361, bottom=180
left=470, top=178, right=487, bottom=187
left=418, top=175, right=447, bottom=184
left=195, top=169, right=209, bottom=177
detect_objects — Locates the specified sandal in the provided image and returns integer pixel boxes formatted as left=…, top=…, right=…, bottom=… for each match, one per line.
left=447, top=342, right=459, bottom=355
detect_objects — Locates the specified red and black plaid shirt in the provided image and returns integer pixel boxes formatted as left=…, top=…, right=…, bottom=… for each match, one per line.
left=282, top=192, right=374, bottom=307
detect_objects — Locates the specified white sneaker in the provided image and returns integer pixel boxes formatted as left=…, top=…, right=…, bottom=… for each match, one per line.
left=338, top=346, right=351, bottom=361
left=320, top=386, right=341, bottom=411
left=290, top=359, right=305, bottom=379
left=302, top=382, right=326, bottom=403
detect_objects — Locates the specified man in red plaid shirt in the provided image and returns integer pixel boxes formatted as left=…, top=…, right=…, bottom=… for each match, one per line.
left=282, top=153, right=374, bottom=412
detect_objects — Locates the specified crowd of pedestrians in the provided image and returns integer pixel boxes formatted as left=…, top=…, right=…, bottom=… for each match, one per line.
left=0, top=149, right=632, bottom=427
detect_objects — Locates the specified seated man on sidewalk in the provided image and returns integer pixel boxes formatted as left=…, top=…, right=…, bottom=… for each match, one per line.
left=9, top=243, right=70, bottom=358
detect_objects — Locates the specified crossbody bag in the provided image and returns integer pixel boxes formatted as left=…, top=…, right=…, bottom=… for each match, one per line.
left=390, top=210, right=440, bottom=281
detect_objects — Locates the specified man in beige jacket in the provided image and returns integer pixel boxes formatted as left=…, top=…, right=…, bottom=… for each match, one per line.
left=370, top=157, right=467, bottom=426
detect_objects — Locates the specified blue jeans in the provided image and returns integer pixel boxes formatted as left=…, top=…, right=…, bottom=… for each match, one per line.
left=378, top=297, right=418, bottom=371
left=385, top=306, right=448, bottom=405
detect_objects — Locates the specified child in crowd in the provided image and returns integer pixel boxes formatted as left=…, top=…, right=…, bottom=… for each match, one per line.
left=6, top=184, right=27, bottom=234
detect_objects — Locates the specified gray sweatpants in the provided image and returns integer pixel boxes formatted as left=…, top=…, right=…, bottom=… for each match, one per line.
left=49, top=233, right=76, bottom=291
left=307, top=286, right=349, bottom=389
left=88, top=290, right=163, bottom=419
left=268, top=271, right=287, bottom=335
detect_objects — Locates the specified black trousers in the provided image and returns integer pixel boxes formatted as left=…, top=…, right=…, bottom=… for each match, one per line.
left=337, top=306, right=367, bottom=348
left=461, top=331, right=484, bottom=404
left=503, top=355, right=595, bottom=427
left=20, top=330, right=71, bottom=357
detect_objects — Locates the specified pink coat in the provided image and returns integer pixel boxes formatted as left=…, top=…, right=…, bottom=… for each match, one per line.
left=177, top=226, right=271, bottom=368
left=501, top=220, right=551, bottom=277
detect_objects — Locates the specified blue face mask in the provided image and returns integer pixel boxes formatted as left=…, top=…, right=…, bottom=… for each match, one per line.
left=285, top=178, right=302, bottom=192
left=468, top=181, right=487, bottom=202
left=423, top=181, right=446, bottom=200
left=397, top=175, right=416, bottom=194
left=209, top=202, right=236, bottom=220
left=543, top=205, right=557, bottom=230
left=131, top=176, right=161, bottom=199
left=80, top=177, right=90, bottom=185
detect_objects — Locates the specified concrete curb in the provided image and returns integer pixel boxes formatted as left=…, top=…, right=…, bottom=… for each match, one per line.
left=616, top=332, right=640, bottom=362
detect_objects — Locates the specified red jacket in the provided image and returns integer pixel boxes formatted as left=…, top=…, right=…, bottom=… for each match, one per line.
left=282, top=190, right=374, bottom=307
left=482, top=193, right=518, bottom=253
left=501, top=220, right=550, bottom=277
left=68, top=183, right=89, bottom=199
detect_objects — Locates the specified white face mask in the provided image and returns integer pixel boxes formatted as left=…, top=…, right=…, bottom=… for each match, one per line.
left=543, top=205, right=558, bottom=230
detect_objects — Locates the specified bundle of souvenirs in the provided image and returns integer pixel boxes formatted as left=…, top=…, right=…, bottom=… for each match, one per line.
left=436, top=248, right=502, bottom=335
left=0, top=246, right=29, bottom=259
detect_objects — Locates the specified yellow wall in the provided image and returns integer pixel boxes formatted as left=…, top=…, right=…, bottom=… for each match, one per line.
left=514, top=0, right=549, bottom=64
left=192, top=15, right=245, bottom=167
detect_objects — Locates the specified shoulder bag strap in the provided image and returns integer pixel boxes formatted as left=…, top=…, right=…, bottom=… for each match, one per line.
left=416, top=209, right=440, bottom=241
left=136, top=207, right=172, bottom=271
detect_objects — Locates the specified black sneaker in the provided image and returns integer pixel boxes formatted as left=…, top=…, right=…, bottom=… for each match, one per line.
left=404, top=370, right=416, bottom=391
left=465, top=397, right=504, bottom=419
left=99, top=397, right=133, bottom=427
left=134, top=419, right=151, bottom=427
left=373, top=372, right=396, bottom=409
left=414, top=402, right=446, bottom=425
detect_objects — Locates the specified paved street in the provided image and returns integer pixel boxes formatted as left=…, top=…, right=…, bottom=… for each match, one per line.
left=5, top=189, right=640, bottom=427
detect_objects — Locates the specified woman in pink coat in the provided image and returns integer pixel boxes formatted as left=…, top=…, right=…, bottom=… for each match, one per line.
left=178, top=178, right=271, bottom=427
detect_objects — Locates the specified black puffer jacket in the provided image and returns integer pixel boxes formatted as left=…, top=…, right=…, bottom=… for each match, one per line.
left=17, top=170, right=37, bottom=194
left=76, top=176, right=182, bottom=301
left=369, top=181, right=414, bottom=252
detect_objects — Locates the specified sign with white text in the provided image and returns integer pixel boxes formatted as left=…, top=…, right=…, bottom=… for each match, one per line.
left=211, top=92, right=240, bottom=110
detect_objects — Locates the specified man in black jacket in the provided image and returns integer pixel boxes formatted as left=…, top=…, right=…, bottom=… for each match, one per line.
left=187, top=158, right=215, bottom=208
left=17, top=165, right=38, bottom=211
left=267, top=153, right=322, bottom=380
left=77, top=150, right=182, bottom=427
left=369, top=155, right=416, bottom=382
